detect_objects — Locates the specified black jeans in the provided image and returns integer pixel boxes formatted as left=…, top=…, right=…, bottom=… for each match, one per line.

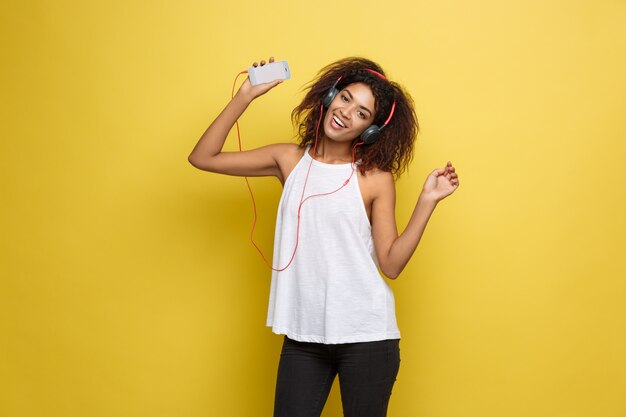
left=273, top=335, right=401, bottom=417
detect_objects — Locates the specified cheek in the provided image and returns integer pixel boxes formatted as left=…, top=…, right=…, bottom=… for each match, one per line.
left=354, top=119, right=372, bottom=132
left=323, top=110, right=337, bottom=129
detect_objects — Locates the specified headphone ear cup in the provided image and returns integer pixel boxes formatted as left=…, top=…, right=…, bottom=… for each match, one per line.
left=360, top=125, right=381, bottom=144
left=322, top=87, right=339, bottom=108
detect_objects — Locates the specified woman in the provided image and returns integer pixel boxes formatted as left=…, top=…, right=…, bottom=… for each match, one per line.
left=188, top=56, right=459, bottom=417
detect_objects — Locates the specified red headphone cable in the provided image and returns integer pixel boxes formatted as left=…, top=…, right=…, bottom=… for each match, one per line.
left=231, top=72, right=362, bottom=272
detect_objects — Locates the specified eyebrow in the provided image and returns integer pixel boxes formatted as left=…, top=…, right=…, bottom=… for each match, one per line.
left=344, top=88, right=373, bottom=116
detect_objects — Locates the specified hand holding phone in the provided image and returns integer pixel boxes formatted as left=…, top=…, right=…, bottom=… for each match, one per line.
left=248, top=60, right=291, bottom=85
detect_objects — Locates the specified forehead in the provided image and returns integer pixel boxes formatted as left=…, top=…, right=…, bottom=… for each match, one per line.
left=342, top=82, right=375, bottom=105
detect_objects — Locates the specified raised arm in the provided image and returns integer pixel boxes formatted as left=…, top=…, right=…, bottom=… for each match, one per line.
left=371, top=162, right=460, bottom=279
left=188, top=57, right=290, bottom=181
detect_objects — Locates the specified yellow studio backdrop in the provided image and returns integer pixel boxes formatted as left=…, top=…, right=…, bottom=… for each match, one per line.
left=1, top=0, right=625, bottom=416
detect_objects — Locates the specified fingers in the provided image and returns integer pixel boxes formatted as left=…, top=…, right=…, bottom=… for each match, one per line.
left=252, top=56, right=275, bottom=67
left=444, top=161, right=459, bottom=187
left=262, top=79, right=283, bottom=88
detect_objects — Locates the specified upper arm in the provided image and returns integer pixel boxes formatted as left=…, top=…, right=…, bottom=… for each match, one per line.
left=188, top=143, right=299, bottom=182
left=369, top=171, right=399, bottom=278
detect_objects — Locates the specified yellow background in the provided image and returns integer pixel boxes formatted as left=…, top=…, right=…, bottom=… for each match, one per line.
left=1, top=0, right=625, bottom=416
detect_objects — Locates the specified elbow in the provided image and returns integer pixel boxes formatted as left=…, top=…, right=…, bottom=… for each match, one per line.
left=380, top=265, right=401, bottom=280
left=188, top=153, right=209, bottom=170
left=384, top=271, right=400, bottom=280
left=378, top=257, right=400, bottom=280
left=188, top=152, right=219, bottom=171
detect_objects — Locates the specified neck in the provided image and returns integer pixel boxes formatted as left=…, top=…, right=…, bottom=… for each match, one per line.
left=311, top=137, right=355, bottom=164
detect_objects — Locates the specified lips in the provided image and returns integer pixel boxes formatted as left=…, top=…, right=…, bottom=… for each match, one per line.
left=331, top=114, right=347, bottom=129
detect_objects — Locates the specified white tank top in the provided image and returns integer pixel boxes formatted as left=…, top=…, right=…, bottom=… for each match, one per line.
left=266, top=145, right=401, bottom=344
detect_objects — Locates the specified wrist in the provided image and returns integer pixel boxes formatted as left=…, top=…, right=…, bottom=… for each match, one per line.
left=233, top=90, right=254, bottom=106
left=418, top=191, right=439, bottom=206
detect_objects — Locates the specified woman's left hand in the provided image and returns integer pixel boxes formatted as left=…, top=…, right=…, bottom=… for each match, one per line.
left=421, top=161, right=460, bottom=203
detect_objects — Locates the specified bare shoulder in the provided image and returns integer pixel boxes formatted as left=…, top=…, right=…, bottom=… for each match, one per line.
left=359, top=168, right=395, bottom=199
left=272, top=143, right=305, bottom=184
left=357, top=168, right=395, bottom=222
left=272, top=142, right=304, bottom=160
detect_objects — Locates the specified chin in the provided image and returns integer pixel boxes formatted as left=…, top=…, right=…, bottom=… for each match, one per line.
left=323, top=121, right=356, bottom=143
left=323, top=130, right=353, bottom=143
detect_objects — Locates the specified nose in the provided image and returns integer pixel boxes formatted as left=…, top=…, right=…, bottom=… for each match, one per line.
left=339, top=103, right=359, bottom=119
left=338, top=105, right=351, bottom=120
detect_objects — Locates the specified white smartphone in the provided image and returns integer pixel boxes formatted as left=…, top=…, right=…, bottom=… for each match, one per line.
left=247, top=60, right=291, bottom=85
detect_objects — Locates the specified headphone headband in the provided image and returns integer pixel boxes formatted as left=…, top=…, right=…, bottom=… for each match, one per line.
left=363, top=68, right=386, bottom=80
left=363, top=69, right=396, bottom=127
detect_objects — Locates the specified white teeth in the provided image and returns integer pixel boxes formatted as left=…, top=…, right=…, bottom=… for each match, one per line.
left=333, top=115, right=346, bottom=128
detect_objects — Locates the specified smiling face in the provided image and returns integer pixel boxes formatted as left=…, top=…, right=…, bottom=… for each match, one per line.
left=323, top=82, right=377, bottom=142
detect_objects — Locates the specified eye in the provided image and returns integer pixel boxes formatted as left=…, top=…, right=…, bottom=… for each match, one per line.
left=341, top=94, right=349, bottom=102
left=357, top=111, right=366, bottom=119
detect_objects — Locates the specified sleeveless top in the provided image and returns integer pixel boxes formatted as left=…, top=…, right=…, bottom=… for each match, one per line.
left=265, top=146, right=401, bottom=344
